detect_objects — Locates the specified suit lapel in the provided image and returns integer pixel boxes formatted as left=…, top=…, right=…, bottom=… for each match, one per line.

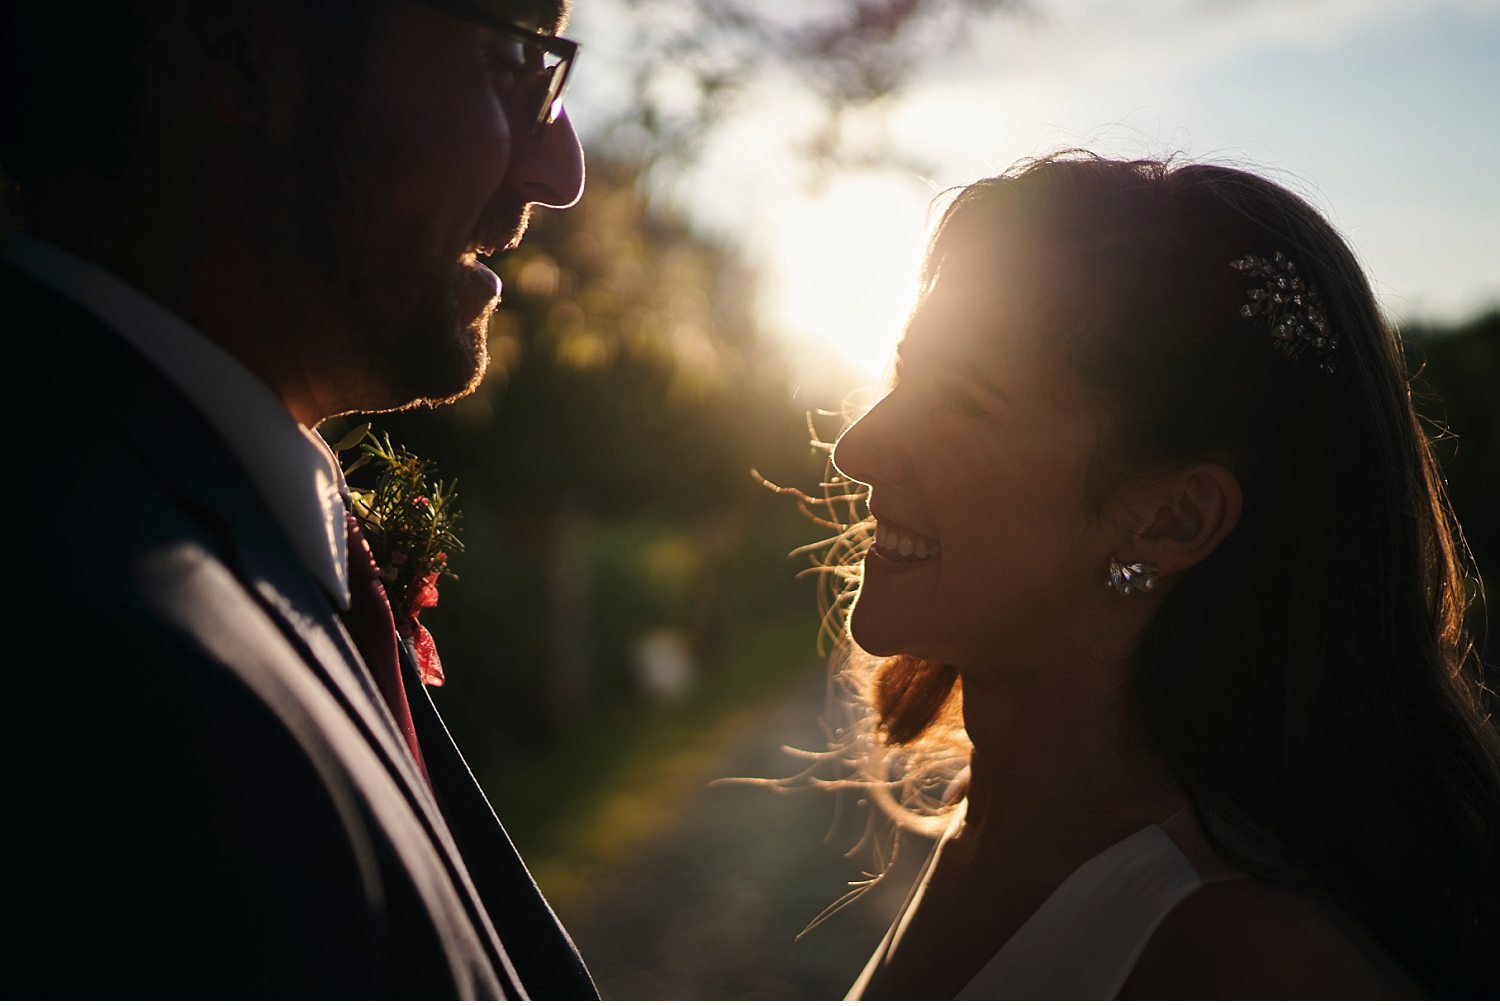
left=401, top=644, right=599, bottom=1000
left=99, top=311, right=442, bottom=817
left=236, top=542, right=527, bottom=999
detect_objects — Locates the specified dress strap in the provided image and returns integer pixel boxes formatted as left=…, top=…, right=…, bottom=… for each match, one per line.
left=1160, top=803, right=1256, bottom=886
left=956, top=824, right=1204, bottom=1000
left=845, top=810, right=964, bottom=1000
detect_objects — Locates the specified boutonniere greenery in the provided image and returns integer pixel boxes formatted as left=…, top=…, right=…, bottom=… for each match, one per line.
left=333, top=423, right=464, bottom=687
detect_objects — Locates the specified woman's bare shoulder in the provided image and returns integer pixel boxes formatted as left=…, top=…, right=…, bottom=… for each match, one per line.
left=1119, top=876, right=1425, bottom=998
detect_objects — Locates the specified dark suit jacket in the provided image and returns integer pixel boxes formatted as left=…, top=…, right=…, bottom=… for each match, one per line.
left=11, top=263, right=597, bottom=999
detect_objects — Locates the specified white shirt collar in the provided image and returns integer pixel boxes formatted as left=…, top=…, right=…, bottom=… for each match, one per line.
left=4, top=233, right=351, bottom=609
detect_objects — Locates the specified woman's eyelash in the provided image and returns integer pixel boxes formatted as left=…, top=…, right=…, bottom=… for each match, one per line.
left=933, top=382, right=985, bottom=414
left=893, top=360, right=988, bottom=415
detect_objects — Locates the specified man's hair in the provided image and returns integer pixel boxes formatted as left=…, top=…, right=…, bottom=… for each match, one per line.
left=0, top=1, right=376, bottom=191
left=0, top=5, right=152, bottom=187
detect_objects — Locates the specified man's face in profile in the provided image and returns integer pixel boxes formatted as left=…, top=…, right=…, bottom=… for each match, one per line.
left=285, top=0, right=584, bottom=416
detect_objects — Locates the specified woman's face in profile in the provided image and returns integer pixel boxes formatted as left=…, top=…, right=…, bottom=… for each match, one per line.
left=832, top=274, right=1117, bottom=673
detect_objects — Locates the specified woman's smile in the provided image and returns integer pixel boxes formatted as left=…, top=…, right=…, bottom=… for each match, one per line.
left=870, top=516, right=943, bottom=564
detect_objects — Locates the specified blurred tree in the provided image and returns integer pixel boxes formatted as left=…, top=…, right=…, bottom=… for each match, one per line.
left=355, top=157, right=825, bottom=757
left=587, top=0, right=1030, bottom=178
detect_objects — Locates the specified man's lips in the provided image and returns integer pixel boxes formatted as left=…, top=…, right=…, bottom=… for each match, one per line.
left=459, top=254, right=502, bottom=306
left=870, top=516, right=941, bottom=563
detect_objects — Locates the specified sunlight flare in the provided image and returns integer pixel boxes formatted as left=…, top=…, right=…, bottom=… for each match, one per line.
left=763, top=174, right=932, bottom=388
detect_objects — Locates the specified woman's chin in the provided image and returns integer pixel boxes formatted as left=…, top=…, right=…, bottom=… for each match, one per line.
left=848, top=605, right=908, bottom=658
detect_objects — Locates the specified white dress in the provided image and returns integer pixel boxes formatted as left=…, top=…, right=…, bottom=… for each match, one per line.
left=848, top=808, right=1241, bottom=1000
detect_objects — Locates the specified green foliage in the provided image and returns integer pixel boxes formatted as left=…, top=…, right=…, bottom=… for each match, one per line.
left=469, top=158, right=814, bottom=519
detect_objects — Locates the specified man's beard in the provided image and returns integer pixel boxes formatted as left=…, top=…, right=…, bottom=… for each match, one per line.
left=360, top=256, right=492, bottom=412
left=281, top=74, right=514, bottom=417
left=297, top=179, right=495, bottom=414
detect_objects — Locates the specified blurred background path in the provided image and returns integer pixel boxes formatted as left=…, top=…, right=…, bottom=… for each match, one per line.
left=536, top=672, right=934, bottom=1000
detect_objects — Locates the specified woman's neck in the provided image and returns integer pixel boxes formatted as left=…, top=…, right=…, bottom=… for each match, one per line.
left=956, top=657, right=1183, bottom=852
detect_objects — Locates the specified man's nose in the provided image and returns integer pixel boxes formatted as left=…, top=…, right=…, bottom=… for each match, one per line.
left=506, top=107, right=585, bottom=209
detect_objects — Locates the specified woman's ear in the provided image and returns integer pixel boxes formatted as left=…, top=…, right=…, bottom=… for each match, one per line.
left=1117, top=463, right=1243, bottom=576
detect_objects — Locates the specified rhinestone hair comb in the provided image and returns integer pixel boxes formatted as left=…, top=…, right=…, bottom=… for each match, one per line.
left=1229, top=251, right=1339, bottom=375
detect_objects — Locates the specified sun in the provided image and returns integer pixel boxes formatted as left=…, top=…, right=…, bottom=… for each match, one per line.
left=762, top=173, right=933, bottom=392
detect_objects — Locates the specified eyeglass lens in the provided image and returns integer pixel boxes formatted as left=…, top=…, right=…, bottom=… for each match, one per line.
left=529, top=50, right=569, bottom=128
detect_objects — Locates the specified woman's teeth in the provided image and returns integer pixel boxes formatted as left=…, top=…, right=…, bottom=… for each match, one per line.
left=875, top=521, right=941, bottom=561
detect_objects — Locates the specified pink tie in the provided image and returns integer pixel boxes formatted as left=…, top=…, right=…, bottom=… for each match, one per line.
left=343, top=512, right=430, bottom=784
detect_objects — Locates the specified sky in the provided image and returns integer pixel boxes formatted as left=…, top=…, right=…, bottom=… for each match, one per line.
left=564, top=0, right=1500, bottom=387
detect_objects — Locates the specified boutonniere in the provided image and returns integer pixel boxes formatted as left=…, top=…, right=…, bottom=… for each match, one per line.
left=334, top=424, right=464, bottom=687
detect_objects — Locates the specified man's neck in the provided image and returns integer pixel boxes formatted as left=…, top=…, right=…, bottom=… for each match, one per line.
left=24, top=182, right=335, bottom=426
left=5, top=228, right=354, bottom=605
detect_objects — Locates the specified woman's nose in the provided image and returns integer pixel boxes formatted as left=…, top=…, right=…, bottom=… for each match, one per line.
left=505, top=107, right=585, bottom=209
left=832, top=402, right=912, bottom=487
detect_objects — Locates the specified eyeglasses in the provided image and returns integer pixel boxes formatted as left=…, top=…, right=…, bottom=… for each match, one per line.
left=408, top=0, right=580, bottom=134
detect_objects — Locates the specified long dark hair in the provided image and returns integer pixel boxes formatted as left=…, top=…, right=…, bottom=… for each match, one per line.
left=851, top=152, right=1499, bottom=994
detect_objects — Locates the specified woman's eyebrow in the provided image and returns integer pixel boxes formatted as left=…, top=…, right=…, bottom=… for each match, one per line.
left=963, top=362, right=1011, bottom=404
left=897, top=342, right=1011, bottom=404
